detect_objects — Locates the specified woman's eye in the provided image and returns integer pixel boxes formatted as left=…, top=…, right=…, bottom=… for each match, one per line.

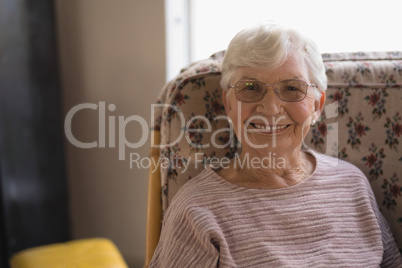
left=284, top=86, right=300, bottom=92
left=246, top=85, right=258, bottom=91
left=243, top=83, right=260, bottom=91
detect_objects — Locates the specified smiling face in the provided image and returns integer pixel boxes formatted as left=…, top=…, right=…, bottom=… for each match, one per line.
left=222, top=53, right=321, bottom=156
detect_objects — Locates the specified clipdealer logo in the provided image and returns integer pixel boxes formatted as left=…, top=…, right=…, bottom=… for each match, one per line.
left=64, top=101, right=339, bottom=170
left=64, top=102, right=235, bottom=161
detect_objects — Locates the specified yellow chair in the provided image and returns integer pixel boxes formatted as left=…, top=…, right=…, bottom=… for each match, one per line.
left=10, top=238, right=128, bottom=268
left=144, top=131, right=162, bottom=267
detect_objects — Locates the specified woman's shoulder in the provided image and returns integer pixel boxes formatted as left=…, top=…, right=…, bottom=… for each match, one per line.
left=310, top=150, right=366, bottom=176
left=165, top=167, right=225, bottom=216
left=176, top=166, right=223, bottom=194
left=309, top=150, right=374, bottom=192
left=308, top=150, right=379, bottom=204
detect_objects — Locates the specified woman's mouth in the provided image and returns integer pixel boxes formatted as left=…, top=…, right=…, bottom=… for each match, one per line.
left=249, top=123, right=290, bottom=134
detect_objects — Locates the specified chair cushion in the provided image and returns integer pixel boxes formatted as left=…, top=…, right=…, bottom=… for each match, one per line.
left=10, top=238, right=128, bottom=268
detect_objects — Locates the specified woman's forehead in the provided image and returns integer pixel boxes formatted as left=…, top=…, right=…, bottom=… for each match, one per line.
left=238, top=75, right=305, bottom=81
left=233, top=54, right=309, bottom=82
left=234, top=68, right=308, bottom=83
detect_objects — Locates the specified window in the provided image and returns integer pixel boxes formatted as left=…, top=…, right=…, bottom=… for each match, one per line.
left=166, top=0, right=402, bottom=80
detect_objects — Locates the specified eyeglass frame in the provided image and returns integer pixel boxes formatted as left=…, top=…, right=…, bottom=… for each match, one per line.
left=229, top=79, right=317, bottom=103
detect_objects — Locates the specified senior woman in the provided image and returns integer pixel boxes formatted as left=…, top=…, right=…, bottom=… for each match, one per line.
left=149, top=24, right=402, bottom=267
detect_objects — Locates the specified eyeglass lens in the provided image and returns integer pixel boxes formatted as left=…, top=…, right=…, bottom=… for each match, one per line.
left=234, top=80, right=308, bottom=102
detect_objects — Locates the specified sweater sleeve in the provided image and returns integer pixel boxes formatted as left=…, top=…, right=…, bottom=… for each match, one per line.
left=377, top=211, right=402, bottom=267
left=361, top=173, right=402, bottom=267
left=149, top=202, right=220, bottom=268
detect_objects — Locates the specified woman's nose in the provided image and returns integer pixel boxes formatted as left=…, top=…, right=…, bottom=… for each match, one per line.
left=255, top=88, right=283, bottom=115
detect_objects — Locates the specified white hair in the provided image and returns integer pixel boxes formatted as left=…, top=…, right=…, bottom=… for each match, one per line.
left=220, top=24, right=327, bottom=99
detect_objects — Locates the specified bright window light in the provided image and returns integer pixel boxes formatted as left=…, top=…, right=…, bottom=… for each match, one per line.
left=166, top=0, right=402, bottom=80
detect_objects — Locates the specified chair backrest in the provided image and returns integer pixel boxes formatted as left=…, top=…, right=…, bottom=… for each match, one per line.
left=152, top=51, right=402, bottom=252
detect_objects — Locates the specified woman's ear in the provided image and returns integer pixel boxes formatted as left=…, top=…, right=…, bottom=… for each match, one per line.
left=319, top=91, right=326, bottom=112
left=313, top=91, right=326, bottom=121
left=315, top=91, right=325, bottom=113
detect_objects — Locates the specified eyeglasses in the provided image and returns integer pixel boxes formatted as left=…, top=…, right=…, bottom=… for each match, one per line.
left=229, top=79, right=316, bottom=103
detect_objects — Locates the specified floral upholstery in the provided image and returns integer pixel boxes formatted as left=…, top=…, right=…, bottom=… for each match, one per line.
left=153, top=51, right=402, bottom=253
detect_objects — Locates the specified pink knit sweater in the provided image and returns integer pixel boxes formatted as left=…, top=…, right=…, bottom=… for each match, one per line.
left=150, top=152, right=402, bottom=267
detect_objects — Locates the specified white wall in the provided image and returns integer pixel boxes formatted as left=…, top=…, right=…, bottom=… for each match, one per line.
left=55, top=1, right=166, bottom=267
